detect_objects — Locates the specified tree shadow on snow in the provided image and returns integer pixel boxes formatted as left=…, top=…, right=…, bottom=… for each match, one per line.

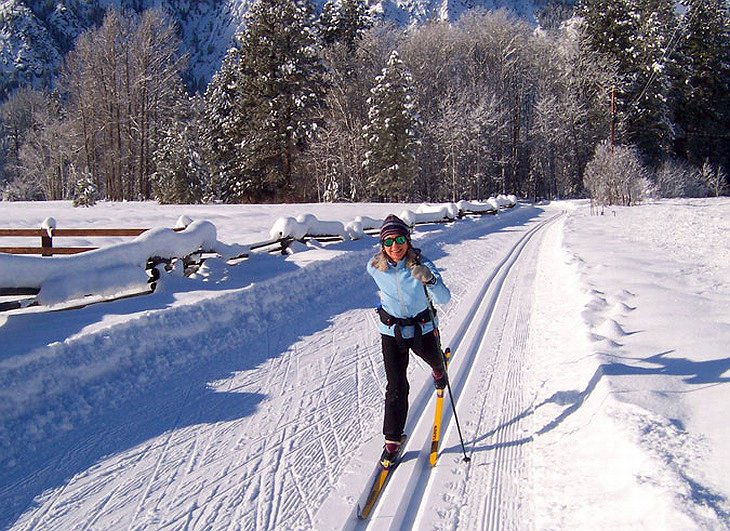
left=445, top=349, right=730, bottom=521
left=0, top=254, right=371, bottom=527
left=461, top=349, right=729, bottom=455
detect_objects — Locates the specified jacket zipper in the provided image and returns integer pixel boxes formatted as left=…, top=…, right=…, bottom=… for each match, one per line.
left=395, top=263, right=406, bottom=315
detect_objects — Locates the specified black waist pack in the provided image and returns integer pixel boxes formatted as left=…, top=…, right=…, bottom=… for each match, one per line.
left=376, top=306, right=436, bottom=348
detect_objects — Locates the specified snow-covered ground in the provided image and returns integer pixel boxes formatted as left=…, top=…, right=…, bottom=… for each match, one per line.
left=0, top=198, right=728, bottom=530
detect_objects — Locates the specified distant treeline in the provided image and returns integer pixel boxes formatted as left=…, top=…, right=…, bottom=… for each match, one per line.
left=0, top=0, right=727, bottom=205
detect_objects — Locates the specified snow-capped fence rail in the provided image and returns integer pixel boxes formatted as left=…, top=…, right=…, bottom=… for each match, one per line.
left=0, top=219, right=236, bottom=311
left=0, top=222, right=186, bottom=256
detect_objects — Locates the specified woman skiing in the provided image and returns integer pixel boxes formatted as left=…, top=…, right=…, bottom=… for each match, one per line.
left=366, top=214, right=451, bottom=468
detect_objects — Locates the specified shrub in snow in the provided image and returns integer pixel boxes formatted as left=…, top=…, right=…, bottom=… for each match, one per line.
left=701, top=160, right=727, bottom=198
left=654, top=158, right=707, bottom=198
left=584, top=141, right=650, bottom=206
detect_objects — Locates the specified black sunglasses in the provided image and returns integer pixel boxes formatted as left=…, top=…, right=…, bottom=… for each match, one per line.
left=383, top=235, right=408, bottom=247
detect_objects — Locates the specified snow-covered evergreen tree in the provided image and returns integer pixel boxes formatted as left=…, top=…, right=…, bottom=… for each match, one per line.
left=152, top=97, right=207, bottom=205
left=677, top=0, right=730, bottom=171
left=363, top=50, right=422, bottom=201
left=577, top=0, right=676, bottom=163
left=203, top=47, right=247, bottom=202
left=205, top=0, right=326, bottom=202
left=319, top=0, right=372, bottom=50
left=152, top=128, right=204, bottom=205
left=72, top=166, right=97, bottom=207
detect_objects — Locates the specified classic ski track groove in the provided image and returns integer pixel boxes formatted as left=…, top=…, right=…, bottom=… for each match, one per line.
left=128, top=381, right=194, bottom=530
left=366, top=212, right=562, bottom=530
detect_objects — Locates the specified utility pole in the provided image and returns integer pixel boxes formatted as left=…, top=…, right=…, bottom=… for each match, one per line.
left=610, top=86, right=616, bottom=150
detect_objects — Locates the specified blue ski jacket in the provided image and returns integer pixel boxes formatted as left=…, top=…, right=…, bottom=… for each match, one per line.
left=366, top=252, right=451, bottom=338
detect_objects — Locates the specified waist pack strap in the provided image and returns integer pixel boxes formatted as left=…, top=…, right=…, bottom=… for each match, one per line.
left=377, top=307, right=436, bottom=351
left=377, top=306, right=436, bottom=330
left=377, top=306, right=435, bottom=327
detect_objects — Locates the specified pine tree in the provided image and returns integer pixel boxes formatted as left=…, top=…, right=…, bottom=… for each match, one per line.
left=363, top=50, right=422, bottom=201
left=631, top=0, right=677, bottom=162
left=678, top=0, right=730, bottom=171
left=152, top=97, right=206, bottom=205
left=577, top=0, right=676, bottom=163
left=205, top=0, right=326, bottom=202
left=204, top=47, right=247, bottom=202
left=319, top=0, right=371, bottom=50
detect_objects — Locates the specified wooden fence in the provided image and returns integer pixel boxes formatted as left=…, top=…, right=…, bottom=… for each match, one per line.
left=0, top=204, right=510, bottom=312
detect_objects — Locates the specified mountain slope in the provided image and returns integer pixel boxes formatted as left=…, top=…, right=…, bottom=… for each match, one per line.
left=0, top=0, right=557, bottom=98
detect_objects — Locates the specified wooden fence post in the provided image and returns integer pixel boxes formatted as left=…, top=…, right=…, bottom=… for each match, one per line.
left=41, top=230, right=53, bottom=256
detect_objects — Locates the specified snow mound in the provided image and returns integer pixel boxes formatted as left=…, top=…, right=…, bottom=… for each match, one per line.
left=595, top=318, right=631, bottom=339
left=269, top=214, right=347, bottom=240
left=457, top=199, right=497, bottom=214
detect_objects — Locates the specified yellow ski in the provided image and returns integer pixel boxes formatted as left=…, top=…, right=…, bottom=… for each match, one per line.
left=356, top=435, right=407, bottom=520
left=429, top=347, right=451, bottom=466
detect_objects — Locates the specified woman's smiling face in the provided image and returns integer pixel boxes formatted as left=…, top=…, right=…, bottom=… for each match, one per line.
left=383, top=235, right=408, bottom=262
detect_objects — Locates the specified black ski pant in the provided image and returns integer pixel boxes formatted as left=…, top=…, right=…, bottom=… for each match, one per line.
left=382, top=331, right=444, bottom=441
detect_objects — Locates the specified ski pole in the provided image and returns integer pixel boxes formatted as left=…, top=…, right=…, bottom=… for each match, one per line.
left=423, top=284, right=471, bottom=464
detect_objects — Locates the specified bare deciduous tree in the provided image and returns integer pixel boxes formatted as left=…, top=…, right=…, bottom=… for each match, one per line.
left=60, top=9, right=187, bottom=201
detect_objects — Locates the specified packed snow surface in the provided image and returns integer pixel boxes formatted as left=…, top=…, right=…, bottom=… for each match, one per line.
left=0, top=198, right=728, bottom=530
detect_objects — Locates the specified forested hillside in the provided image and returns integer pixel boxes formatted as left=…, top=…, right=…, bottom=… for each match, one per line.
left=0, top=0, right=727, bottom=205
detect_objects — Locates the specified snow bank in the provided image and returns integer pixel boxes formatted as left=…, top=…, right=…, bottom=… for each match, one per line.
left=38, top=264, right=149, bottom=305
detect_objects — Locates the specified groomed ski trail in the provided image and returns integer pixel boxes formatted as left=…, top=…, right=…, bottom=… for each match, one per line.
left=5, top=206, right=556, bottom=531
left=357, top=212, right=563, bottom=530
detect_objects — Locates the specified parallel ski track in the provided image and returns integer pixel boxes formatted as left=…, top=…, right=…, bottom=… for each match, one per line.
left=363, top=212, right=563, bottom=530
